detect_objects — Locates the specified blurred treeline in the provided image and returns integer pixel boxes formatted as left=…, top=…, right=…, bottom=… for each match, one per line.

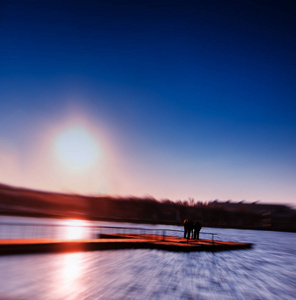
left=0, top=183, right=295, bottom=232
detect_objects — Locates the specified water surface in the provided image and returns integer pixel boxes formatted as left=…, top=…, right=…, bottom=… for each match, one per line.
left=0, top=217, right=295, bottom=299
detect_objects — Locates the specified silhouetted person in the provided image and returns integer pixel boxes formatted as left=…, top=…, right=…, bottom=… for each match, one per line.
left=193, top=221, right=201, bottom=240
left=184, top=219, right=193, bottom=241
left=183, top=219, right=188, bottom=238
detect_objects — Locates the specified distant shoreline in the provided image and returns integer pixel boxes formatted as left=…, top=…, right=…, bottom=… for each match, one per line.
left=1, top=183, right=295, bottom=233
left=1, top=211, right=295, bottom=233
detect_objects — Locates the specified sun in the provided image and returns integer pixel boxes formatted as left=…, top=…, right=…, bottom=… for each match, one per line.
left=54, top=125, right=99, bottom=171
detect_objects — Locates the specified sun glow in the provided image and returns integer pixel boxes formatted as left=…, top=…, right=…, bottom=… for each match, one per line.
left=63, top=220, right=88, bottom=240
left=7, top=111, right=124, bottom=195
left=54, top=125, right=99, bottom=172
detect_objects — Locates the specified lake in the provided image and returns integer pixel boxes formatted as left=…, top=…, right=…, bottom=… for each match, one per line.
left=0, top=216, right=295, bottom=299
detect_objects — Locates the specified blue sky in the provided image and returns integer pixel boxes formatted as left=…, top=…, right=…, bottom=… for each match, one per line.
left=0, top=1, right=295, bottom=205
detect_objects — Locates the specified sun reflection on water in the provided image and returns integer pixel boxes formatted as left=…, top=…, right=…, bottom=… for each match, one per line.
left=63, top=219, right=89, bottom=240
left=62, top=253, right=81, bottom=281
left=55, top=252, right=85, bottom=298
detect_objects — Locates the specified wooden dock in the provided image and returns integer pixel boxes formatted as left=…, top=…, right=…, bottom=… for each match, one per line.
left=0, top=234, right=253, bottom=255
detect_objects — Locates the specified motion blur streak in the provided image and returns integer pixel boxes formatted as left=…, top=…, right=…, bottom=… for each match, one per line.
left=0, top=220, right=295, bottom=300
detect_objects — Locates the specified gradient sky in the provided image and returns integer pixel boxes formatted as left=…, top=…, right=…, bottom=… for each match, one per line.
left=0, top=1, right=295, bottom=205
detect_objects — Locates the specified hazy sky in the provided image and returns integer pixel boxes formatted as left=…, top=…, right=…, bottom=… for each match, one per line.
left=0, top=1, right=295, bottom=205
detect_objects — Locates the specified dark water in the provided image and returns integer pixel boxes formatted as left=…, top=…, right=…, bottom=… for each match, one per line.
left=0, top=217, right=295, bottom=300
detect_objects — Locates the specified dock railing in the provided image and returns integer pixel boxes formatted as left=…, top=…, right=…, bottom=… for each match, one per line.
left=0, top=222, right=218, bottom=244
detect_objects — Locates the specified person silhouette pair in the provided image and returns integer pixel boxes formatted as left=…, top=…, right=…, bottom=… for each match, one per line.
left=183, top=219, right=202, bottom=241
